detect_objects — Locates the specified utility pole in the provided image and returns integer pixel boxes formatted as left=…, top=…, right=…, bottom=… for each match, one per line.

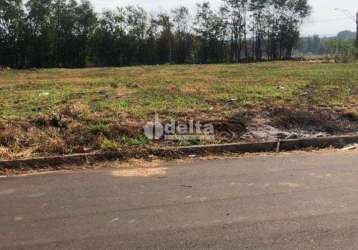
left=356, top=12, right=358, bottom=48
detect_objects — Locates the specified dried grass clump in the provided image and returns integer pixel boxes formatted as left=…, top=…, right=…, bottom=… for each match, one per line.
left=32, top=114, right=51, bottom=127
left=0, top=131, right=17, bottom=147
left=0, top=146, right=12, bottom=160
left=34, top=137, right=67, bottom=154
left=59, top=102, right=91, bottom=120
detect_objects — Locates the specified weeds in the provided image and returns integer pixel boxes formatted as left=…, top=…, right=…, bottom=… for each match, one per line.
left=0, top=61, right=357, bottom=159
left=100, top=138, right=119, bottom=151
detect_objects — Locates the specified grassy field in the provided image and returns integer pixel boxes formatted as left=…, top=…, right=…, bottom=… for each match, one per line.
left=0, top=61, right=357, bottom=159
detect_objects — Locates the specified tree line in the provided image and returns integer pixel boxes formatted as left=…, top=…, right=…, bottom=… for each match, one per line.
left=0, top=0, right=310, bottom=68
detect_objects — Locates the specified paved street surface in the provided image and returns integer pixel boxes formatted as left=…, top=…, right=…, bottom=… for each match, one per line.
left=1, top=150, right=358, bottom=249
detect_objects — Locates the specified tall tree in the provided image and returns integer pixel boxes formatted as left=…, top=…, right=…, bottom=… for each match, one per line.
left=73, top=0, right=97, bottom=67
left=194, top=2, right=226, bottom=63
left=172, top=6, right=193, bottom=63
left=25, top=0, right=53, bottom=67
left=223, top=0, right=249, bottom=62
left=153, top=13, right=173, bottom=63
left=0, top=0, right=26, bottom=67
left=249, top=0, right=268, bottom=60
left=122, top=6, right=147, bottom=64
left=91, top=9, right=126, bottom=66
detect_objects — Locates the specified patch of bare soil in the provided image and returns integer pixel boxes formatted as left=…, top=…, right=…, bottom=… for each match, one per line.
left=177, top=107, right=358, bottom=143
left=239, top=107, right=358, bottom=142
left=270, top=107, right=358, bottom=132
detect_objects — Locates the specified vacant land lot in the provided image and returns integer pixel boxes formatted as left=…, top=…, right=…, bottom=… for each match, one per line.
left=0, top=61, right=357, bottom=159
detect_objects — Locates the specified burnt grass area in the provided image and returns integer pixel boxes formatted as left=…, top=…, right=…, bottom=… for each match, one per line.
left=0, top=105, right=357, bottom=160
left=209, top=106, right=358, bottom=143
left=270, top=107, right=358, bottom=134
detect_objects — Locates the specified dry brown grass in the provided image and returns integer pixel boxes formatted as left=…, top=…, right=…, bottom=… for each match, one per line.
left=0, top=61, right=357, bottom=159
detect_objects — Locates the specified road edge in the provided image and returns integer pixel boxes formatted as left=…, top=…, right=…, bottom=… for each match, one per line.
left=1, top=135, right=357, bottom=169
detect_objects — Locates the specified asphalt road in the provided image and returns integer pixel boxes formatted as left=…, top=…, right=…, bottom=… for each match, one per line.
left=1, top=150, right=358, bottom=249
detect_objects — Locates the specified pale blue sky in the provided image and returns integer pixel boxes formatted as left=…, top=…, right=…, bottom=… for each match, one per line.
left=93, top=0, right=357, bottom=36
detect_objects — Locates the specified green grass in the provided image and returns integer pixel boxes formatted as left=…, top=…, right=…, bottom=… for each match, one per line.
left=0, top=61, right=357, bottom=159
left=0, top=61, right=357, bottom=121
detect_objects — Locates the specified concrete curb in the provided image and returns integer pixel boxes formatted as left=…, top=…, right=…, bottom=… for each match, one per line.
left=1, top=135, right=358, bottom=169
left=0, top=151, right=125, bottom=169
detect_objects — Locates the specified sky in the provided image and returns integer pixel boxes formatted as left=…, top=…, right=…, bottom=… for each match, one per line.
left=92, top=0, right=357, bottom=36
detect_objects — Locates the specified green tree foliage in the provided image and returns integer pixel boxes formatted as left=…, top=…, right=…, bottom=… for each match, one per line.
left=23, top=0, right=96, bottom=67
left=172, top=6, right=193, bottom=64
left=194, top=2, right=229, bottom=63
left=0, top=0, right=26, bottom=67
left=0, top=0, right=310, bottom=68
